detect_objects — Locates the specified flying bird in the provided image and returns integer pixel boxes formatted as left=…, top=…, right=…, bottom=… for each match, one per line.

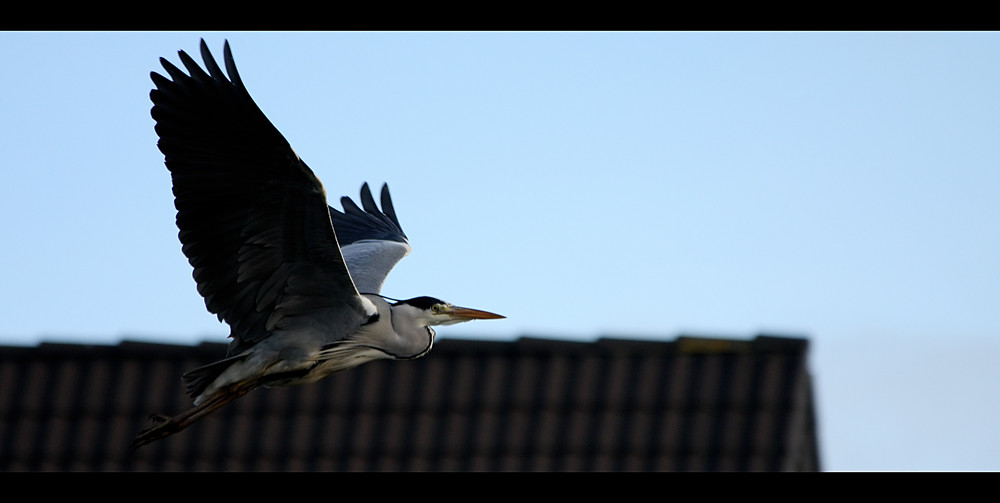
left=132, top=40, right=504, bottom=449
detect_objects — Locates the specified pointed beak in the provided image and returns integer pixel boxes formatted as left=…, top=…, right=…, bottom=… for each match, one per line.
left=446, top=305, right=506, bottom=321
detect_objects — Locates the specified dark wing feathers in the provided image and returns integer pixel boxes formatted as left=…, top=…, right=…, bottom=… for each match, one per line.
left=330, top=182, right=408, bottom=246
left=379, top=183, right=403, bottom=232
left=151, top=39, right=368, bottom=357
left=328, top=183, right=411, bottom=294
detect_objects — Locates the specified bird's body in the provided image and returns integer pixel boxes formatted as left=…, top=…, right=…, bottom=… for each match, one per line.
left=186, top=292, right=436, bottom=405
left=132, top=40, right=503, bottom=449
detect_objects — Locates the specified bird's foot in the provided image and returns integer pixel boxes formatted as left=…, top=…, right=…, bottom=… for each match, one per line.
left=147, top=412, right=173, bottom=424
left=131, top=382, right=257, bottom=450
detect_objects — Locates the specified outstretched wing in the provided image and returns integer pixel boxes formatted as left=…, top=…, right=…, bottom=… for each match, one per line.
left=329, top=182, right=412, bottom=294
left=150, top=39, right=372, bottom=358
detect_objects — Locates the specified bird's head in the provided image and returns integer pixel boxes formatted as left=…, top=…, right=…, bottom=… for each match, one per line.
left=392, top=296, right=505, bottom=326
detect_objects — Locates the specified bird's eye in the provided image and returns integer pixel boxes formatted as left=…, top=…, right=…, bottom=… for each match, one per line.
left=432, top=304, right=443, bottom=314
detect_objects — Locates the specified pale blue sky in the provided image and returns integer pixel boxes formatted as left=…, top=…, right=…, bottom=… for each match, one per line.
left=2, top=31, right=999, bottom=471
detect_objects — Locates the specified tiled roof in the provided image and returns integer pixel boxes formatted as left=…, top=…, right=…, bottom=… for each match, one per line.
left=0, top=334, right=819, bottom=471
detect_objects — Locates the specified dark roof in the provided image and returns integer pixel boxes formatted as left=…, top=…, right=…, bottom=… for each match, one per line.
left=0, top=334, right=820, bottom=471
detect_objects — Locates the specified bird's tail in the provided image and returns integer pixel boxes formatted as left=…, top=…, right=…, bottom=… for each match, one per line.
left=180, top=353, right=249, bottom=399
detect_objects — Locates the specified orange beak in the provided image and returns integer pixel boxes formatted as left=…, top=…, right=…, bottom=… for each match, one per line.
left=446, top=306, right=506, bottom=321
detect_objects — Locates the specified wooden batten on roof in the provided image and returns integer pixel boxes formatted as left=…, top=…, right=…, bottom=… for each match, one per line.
left=0, top=334, right=820, bottom=471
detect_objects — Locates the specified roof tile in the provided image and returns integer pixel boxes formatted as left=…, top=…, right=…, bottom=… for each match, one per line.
left=0, top=334, right=819, bottom=471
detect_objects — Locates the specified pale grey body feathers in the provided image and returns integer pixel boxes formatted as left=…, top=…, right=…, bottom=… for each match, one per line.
left=193, top=295, right=433, bottom=404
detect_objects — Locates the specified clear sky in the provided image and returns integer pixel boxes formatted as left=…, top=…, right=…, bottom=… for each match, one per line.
left=2, top=31, right=998, bottom=471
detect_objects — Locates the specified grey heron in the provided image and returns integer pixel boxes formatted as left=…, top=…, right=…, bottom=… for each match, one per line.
left=132, top=40, right=504, bottom=449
